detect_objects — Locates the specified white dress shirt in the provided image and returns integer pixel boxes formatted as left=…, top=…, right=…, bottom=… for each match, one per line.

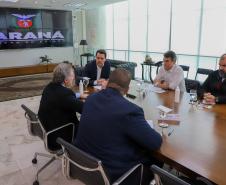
left=97, top=66, right=102, bottom=80
left=94, top=66, right=102, bottom=85
left=154, top=64, right=186, bottom=92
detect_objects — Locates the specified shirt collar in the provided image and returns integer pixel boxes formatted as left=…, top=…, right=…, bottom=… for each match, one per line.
left=165, top=64, right=176, bottom=73
left=97, top=65, right=102, bottom=70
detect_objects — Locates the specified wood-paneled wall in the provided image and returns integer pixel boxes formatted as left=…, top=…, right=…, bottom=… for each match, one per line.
left=0, top=63, right=58, bottom=78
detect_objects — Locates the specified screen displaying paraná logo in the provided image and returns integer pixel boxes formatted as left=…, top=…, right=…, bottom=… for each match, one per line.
left=0, top=8, right=73, bottom=49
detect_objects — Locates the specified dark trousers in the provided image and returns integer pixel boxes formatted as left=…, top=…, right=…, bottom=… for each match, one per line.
left=141, top=157, right=163, bottom=185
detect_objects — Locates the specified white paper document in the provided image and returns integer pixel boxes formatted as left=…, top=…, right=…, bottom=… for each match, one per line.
left=149, top=84, right=166, bottom=93
left=157, top=105, right=172, bottom=113
left=93, top=85, right=102, bottom=90
left=158, top=114, right=180, bottom=121
left=146, top=120, right=154, bottom=128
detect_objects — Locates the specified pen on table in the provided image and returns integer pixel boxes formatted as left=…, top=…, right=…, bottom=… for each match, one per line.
left=168, top=129, right=174, bottom=136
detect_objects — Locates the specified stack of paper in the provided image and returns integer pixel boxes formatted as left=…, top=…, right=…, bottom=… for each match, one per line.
left=149, top=84, right=166, bottom=93
left=158, top=114, right=180, bottom=121
left=93, top=85, right=102, bottom=90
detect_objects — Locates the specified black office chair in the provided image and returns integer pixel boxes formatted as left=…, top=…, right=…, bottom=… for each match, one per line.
left=195, top=68, right=213, bottom=81
left=75, top=66, right=85, bottom=85
left=179, top=65, right=190, bottom=78
left=185, top=79, right=201, bottom=93
left=154, top=61, right=163, bottom=74
left=151, top=165, right=213, bottom=185
left=151, top=165, right=191, bottom=185
left=21, top=104, right=75, bottom=185
left=21, top=104, right=43, bottom=139
left=57, top=138, right=143, bottom=185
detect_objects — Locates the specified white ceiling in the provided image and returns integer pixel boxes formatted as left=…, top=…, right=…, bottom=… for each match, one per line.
left=0, top=0, right=125, bottom=10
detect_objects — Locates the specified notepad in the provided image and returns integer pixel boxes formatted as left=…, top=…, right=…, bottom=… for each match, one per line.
left=149, top=84, right=166, bottom=93
left=157, top=105, right=172, bottom=113
left=158, top=114, right=180, bottom=121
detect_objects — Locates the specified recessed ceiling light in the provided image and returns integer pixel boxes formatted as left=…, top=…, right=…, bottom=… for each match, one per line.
left=34, top=1, right=38, bottom=4
left=64, top=2, right=87, bottom=8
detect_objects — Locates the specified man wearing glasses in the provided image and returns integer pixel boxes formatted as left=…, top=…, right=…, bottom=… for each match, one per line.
left=202, top=53, right=226, bottom=104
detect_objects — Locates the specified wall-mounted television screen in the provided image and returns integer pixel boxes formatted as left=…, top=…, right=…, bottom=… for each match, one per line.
left=0, top=8, right=73, bottom=49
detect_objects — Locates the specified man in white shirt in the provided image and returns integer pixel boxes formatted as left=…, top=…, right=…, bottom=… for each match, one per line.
left=154, top=50, right=186, bottom=92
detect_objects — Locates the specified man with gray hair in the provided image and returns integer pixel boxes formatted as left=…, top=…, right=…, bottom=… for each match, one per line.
left=75, top=68, right=162, bottom=185
left=38, top=63, right=84, bottom=140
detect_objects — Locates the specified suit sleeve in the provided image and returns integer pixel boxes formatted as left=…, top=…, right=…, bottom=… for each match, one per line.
left=124, top=107, right=162, bottom=151
left=199, top=74, right=212, bottom=98
left=218, top=96, right=226, bottom=104
left=106, top=61, right=111, bottom=79
left=202, top=74, right=211, bottom=92
left=84, top=63, right=96, bottom=86
left=61, top=93, right=84, bottom=114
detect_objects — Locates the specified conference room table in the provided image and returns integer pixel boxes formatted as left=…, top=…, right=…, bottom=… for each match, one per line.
left=74, top=81, right=226, bottom=185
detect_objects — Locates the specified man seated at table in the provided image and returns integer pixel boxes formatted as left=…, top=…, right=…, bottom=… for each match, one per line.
left=153, top=50, right=186, bottom=92
left=84, top=49, right=110, bottom=87
left=75, top=68, right=162, bottom=185
left=201, top=53, right=226, bottom=104
left=38, top=63, right=84, bottom=142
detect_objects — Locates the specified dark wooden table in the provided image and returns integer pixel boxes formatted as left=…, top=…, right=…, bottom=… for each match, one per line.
left=128, top=82, right=226, bottom=184
left=74, top=82, right=226, bottom=184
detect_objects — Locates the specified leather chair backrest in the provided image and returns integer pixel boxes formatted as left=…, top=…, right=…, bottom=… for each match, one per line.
left=57, top=138, right=110, bottom=185
left=21, top=104, right=43, bottom=139
left=151, top=165, right=191, bottom=185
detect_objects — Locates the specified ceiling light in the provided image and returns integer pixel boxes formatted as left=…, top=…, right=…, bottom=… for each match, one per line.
left=64, top=2, right=87, bottom=8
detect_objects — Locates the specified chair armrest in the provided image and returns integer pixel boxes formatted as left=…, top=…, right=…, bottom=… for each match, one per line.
left=46, top=123, right=74, bottom=136
left=112, top=164, right=143, bottom=185
left=44, top=123, right=75, bottom=152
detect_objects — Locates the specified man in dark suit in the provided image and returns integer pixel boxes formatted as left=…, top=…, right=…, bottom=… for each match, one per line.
left=38, top=63, right=84, bottom=141
left=201, top=53, right=226, bottom=104
left=84, top=49, right=110, bottom=87
left=75, top=68, right=162, bottom=185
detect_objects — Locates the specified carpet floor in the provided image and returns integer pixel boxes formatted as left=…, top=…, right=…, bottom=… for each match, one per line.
left=0, top=73, right=52, bottom=102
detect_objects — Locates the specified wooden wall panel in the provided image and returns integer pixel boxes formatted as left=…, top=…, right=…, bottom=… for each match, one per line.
left=0, top=64, right=58, bottom=78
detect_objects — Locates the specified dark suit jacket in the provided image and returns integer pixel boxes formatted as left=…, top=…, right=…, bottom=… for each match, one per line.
left=38, top=82, right=83, bottom=132
left=201, top=70, right=226, bottom=103
left=75, top=88, right=162, bottom=182
left=84, top=59, right=111, bottom=85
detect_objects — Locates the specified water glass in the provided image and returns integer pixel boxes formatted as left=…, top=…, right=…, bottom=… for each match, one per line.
left=83, top=77, right=90, bottom=92
left=189, top=89, right=197, bottom=104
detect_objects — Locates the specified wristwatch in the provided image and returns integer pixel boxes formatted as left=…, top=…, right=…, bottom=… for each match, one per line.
left=215, top=97, right=219, bottom=103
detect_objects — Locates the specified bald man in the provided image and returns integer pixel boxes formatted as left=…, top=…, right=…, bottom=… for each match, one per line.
left=75, top=68, right=162, bottom=185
